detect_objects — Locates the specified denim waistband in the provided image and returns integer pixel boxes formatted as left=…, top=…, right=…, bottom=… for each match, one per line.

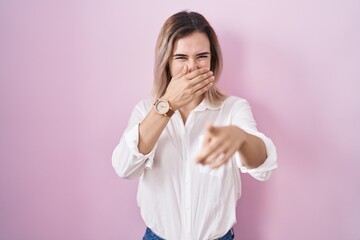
left=143, top=227, right=234, bottom=240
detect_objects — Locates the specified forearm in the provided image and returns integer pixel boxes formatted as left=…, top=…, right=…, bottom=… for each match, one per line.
left=137, top=67, right=213, bottom=155
left=239, top=130, right=267, bottom=169
left=138, top=108, right=171, bottom=154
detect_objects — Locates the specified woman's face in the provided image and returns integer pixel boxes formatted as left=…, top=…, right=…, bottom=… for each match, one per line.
left=168, top=31, right=211, bottom=77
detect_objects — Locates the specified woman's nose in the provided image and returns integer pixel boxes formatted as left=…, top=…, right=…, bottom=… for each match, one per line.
left=186, top=59, right=198, bottom=73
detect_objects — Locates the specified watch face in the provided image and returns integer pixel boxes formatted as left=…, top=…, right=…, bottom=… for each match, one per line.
left=155, top=100, right=169, bottom=114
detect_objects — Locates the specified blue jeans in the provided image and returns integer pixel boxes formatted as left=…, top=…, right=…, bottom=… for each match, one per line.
left=143, top=227, right=234, bottom=240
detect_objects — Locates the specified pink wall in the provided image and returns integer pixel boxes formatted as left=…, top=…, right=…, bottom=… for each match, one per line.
left=1, top=1, right=359, bottom=239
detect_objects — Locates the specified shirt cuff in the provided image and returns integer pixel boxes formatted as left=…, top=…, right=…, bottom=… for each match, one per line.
left=125, top=123, right=157, bottom=169
left=236, top=129, right=278, bottom=181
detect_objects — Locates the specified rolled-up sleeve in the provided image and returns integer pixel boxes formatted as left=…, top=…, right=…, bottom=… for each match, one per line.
left=112, top=100, right=157, bottom=179
left=231, top=98, right=278, bottom=181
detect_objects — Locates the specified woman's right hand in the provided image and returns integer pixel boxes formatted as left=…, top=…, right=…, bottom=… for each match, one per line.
left=162, top=65, right=215, bottom=111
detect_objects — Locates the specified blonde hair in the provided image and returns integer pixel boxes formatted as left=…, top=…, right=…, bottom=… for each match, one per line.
left=153, top=11, right=226, bottom=105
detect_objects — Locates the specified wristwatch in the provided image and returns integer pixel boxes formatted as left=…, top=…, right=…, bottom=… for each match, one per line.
left=154, top=99, right=175, bottom=117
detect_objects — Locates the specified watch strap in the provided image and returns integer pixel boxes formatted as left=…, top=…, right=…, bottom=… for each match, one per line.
left=165, top=107, right=175, bottom=117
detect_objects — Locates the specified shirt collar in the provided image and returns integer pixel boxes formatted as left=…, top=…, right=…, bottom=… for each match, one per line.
left=193, top=98, right=224, bottom=112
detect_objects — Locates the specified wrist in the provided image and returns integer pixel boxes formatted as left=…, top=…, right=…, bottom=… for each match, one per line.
left=154, top=98, right=175, bottom=117
left=232, top=126, right=247, bottom=150
left=161, top=95, right=178, bottom=111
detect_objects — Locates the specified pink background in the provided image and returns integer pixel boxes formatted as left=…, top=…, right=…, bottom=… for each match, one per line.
left=1, top=1, right=359, bottom=239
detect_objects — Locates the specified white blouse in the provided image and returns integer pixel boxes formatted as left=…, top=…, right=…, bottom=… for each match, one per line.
left=112, top=96, right=277, bottom=240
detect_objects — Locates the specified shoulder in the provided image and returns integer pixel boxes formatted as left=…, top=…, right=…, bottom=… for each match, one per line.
left=222, top=96, right=256, bottom=123
left=135, top=98, right=154, bottom=108
left=131, top=98, right=154, bottom=115
left=222, top=96, right=250, bottom=110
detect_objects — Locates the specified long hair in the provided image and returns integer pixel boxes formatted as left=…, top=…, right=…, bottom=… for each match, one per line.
left=153, top=11, right=226, bottom=105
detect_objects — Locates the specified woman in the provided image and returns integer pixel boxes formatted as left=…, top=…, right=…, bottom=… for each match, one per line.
left=112, top=11, right=277, bottom=240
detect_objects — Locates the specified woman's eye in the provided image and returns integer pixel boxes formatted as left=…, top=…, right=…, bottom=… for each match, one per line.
left=175, top=57, right=187, bottom=60
left=197, top=55, right=209, bottom=60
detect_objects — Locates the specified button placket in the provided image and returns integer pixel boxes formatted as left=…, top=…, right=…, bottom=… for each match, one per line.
left=182, top=128, right=192, bottom=239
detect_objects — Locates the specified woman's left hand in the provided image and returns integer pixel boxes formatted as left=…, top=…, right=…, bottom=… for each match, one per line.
left=196, top=125, right=246, bottom=168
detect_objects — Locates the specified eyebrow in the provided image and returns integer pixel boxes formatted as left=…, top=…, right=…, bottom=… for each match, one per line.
left=173, top=51, right=210, bottom=57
